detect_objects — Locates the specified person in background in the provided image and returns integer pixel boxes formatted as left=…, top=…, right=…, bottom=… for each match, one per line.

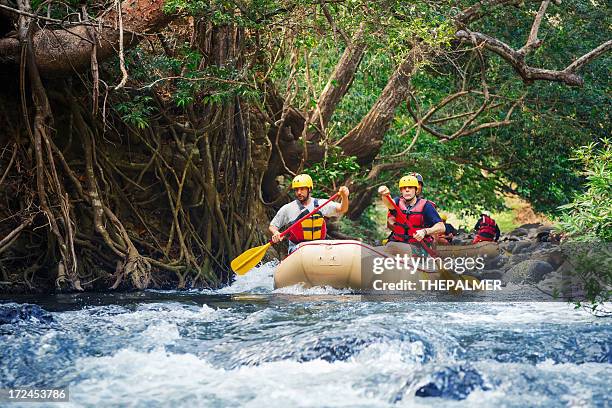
left=436, top=213, right=457, bottom=245
left=410, top=172, right=437, bottom=208
left=472, top=211, right=501, bottom=243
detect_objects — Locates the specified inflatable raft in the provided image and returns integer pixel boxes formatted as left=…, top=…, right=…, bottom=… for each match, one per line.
left=274, top=240, right=441, bottom=290
left=434, top=241, right=499, bottom=258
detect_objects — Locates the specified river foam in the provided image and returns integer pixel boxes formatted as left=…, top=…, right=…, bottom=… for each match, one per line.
left=0, top=260, right=610, bottom=407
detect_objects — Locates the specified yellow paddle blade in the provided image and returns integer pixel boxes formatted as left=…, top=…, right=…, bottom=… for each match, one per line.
left=439, top=268, right=463, bottom=294
left=459, top=274, right=481, bottom=285
left=231, top=242, right=271, bottom=275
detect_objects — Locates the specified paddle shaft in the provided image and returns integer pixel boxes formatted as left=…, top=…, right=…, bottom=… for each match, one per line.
left=383, top=194, right=438, bottom=257
left=276, top=192, right=340, bottom=241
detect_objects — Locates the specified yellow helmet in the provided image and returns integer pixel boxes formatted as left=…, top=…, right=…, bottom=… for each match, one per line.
left=398, top=175, right=419, bottom=189
left=440, top=213, right=448, bottom=222
left=292, top=174, right=313, bottom=189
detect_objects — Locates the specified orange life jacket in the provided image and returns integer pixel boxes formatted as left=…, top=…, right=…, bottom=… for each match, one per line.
left=287, top=199, right=327, bottom=244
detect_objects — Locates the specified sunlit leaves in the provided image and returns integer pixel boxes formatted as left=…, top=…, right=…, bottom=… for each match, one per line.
left=559, top=139, right=612, bottom=242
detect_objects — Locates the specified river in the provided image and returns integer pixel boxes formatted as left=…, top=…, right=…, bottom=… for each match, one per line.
left=1, top=262, right=610, bottom=407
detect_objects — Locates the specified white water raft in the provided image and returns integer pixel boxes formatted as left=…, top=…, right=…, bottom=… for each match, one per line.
left=273, top=240, right=441, bottom=290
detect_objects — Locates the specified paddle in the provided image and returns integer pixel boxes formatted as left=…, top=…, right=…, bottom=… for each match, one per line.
left=230, top=193, right=340, bottom=275
left=379, top=190, right=480, bottom=286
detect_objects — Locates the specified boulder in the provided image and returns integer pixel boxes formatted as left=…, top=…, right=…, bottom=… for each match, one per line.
left=501, top=235, right=521, bottom=242
left=532, top=250, right=566, bottom=270
left=512, top=241, right=533, bottom=254
left=509, top=227, right=529, bottom=237
left=483, top=254, right=508, bottom=269
left=414, top=365, right=490, bottom=401
left=518, top=223, right=543, bottom=230
left=499, top=241, right=516, bottom=253
left=536, top=225, right=555, bottom=235
left=505, top=253, right=529, bottom=269
left=499, top=241, right=514, bottom=253
left=504, top=260, right=554, bottom=284
left=535, top=225, right=556, bottom=242
left=473, top=269, right=504, bottom=280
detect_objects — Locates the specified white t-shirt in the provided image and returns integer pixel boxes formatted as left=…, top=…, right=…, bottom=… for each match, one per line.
left=270, top=198, right=341, bottom=229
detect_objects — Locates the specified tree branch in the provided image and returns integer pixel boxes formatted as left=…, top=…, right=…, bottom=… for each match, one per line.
left=456, top=29, right=610, bottom=86
left=335, top=44, right=428, bottom=164
left=313, top=22, right=367, bottom=133
left=565, top=39, right=612, bottom=72
left=518, top=0, right=550, bottom=56
left=0, top=0, right=174, bottom=75
left=320, top=2, right=349, bottom=44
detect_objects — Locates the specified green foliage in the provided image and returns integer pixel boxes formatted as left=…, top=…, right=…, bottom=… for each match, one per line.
left=559, top=139, right=612, bottom=242
left=116, top=96, right=155, bottom=129
left=555, top=140, right=611, bottom=311
left=304, top=148, right=360, bottom=197
left=122, top=45, right=261, bottom=109
left=556, top=242, right=612, bottom=313
left=336, top=204, right=387, bottom=243
left=163, top=0, right=290, bottom=28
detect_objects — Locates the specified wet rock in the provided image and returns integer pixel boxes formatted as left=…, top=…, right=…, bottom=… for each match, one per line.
left=536, top=226, right=556, bottom=242
left=0, top=304, right=53, bottom=325
left=512, top=241, right=533, bottom=254
left=504, top=260, right=554, bottom=284
left=532, top=241, right=554, bottom=250
left=415, top=365, right=490, bottom=400
left=518, top=223, right=543, bottom=230
left=507, top=253, right=529, bottom=266
left=483, top=254, right=508, bottom=269
left=299, top=336, right=370, bottom=363
left=473, top=269, right=504, bottom=281
left=499, top=241, right=517, bottom=253
left=509, top=227, right=529, bottom=237
left=532, top=250, right=566, bottom=270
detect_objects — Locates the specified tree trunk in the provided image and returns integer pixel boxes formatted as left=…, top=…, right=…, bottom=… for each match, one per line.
left=335, top=45, right=427, bottom=165
left=0, top=0, right=173, bottom=75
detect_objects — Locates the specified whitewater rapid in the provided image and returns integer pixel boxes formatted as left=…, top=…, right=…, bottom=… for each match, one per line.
left=0, top=262, right=610, bottom=407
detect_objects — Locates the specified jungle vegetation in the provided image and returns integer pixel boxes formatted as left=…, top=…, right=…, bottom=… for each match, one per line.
left=0, top=0, right=609, bottom=292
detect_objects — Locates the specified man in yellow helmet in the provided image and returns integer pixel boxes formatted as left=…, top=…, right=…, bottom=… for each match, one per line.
left=379, top=175, right=444, bottom=247
left=269, top=174, right=349, bottom=253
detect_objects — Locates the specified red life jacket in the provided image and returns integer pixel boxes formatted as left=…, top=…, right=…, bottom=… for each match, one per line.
left=388, top=197, right=433, bottom=244
left=476, top=215, right=497, bottom=241
left=287, top=199, right=327, bottom=244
